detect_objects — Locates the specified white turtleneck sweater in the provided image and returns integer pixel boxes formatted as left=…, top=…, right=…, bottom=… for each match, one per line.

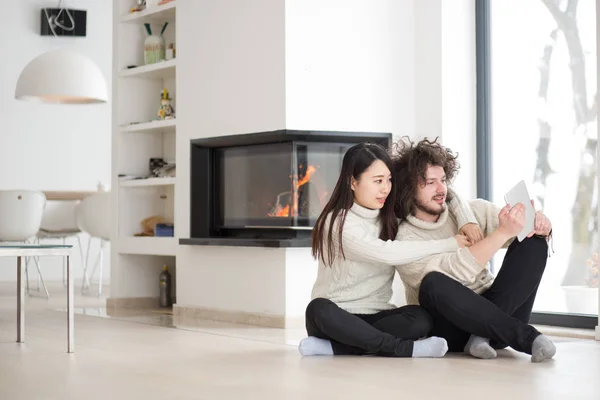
left=395, top=199, right=506, bottom=305
left=310, top=197, right=477, bottom=314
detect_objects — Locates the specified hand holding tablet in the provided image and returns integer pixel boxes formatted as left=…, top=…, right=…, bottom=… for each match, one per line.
left=504, top=180, right=536, bottom=242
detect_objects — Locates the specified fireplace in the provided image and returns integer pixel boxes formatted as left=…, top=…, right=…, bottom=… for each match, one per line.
left=180, top=130, right=391, bottom=247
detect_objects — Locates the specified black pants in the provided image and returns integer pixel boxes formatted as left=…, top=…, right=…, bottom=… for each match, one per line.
left=305, top=298, right=433, bottom=357
left=418, top=236, right=548, bottom=355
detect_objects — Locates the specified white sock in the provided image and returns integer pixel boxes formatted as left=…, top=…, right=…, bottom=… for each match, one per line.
left=298, top=336, right=334, bottom=356
left=464, top=335, right=497, bottom=359
left=531, top=335, right=556, bottom=363
left=411, top=337, right=448, bottom=358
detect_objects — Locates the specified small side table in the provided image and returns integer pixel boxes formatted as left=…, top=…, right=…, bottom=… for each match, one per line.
left=0, top=245, right=74, bottom=353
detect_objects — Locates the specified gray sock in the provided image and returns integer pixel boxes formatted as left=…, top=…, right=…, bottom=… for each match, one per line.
left=412, top=337, right=448, bottom=358
left=531, top=335, right=556, bottom=363
left=464, top=335, right=497, bottom=359
left=298, top=336, right=333, bottom=356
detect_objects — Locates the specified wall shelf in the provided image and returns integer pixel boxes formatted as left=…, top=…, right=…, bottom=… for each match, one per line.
left=120, top=59, right=176, bottom=80
left=120, top=119, right=176, bottom=134
left=120, top=2, right=176, bottom=24
left=116, top=237, right=177, bottom=256
left=119, top=177, right=176, bottom=188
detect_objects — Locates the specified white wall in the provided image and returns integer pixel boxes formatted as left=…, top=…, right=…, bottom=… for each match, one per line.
left=411, top=0, right=477, bottom=199
left=175, top=0, right=287, bottom=311
left=414, top=0, right=442, bottom=141
left=441, top=0, right=477, bottom=199
left=285, top=0, right=416, bottom=138
left=0, top=0, right=112, bottom=282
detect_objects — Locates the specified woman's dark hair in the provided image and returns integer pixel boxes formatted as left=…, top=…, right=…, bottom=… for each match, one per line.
left=392, top=136, right=459, bottom=223
left=311, top=142, right=398, bottom=266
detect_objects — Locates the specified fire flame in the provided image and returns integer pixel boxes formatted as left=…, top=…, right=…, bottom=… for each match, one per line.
left=274, top=205, right=290, bottom=217
left=268, top=164, right=320, bottom=217
left=297, top=165, right=317, bottom=188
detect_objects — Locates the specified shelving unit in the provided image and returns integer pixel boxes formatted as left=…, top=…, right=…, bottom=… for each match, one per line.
left=111, top=0, right=178, bottom=304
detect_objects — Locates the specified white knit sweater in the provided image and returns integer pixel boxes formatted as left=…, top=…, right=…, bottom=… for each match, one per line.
left=310, top=197, right=477, bottom=314
left=395, top=199, right=506, bottom=305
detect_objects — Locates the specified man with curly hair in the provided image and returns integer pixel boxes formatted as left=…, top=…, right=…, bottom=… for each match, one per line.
left=391, top=137, right=556, bottom=363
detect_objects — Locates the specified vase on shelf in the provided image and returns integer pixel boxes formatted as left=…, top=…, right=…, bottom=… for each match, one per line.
left=143, top=22, right=168, bottom=65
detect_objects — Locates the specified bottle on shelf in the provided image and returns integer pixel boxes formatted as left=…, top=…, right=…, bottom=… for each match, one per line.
left=159, top=264, right=172, bottom=307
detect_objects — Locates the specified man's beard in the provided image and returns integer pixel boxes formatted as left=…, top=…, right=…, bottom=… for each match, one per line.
left=415, top=198, right=446, bottom=216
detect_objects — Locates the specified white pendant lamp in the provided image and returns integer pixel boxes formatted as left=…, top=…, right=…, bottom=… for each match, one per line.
left=15, top=50, right=108, bottom=104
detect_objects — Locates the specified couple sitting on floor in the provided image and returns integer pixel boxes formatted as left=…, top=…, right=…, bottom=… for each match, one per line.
left=299, top=138, right=555, bottom=363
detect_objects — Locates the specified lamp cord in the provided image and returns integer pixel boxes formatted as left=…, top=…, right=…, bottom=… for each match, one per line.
left=44, top=0, right=75, bottom=37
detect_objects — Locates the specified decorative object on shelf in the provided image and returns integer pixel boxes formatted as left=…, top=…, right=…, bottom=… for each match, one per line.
left=166, top=43, right=175, bottom=60
left=155, top=163, right=176, bottom=178
left=117, top=174, right=147, bottom=181
left=159, top=264, right=172, bottom=307
left=129, top=0, right=146, bottom=13
left=134, top=215, right=167, bottom=237
left=149, top=157, right=176, bottom=178
left=149, top=158, right=167, bottom=176
left=158, top=0, right=175, bottom=5
left=155, top=223, right=174, bottom=237
left=15, top=50, right=108, bottom=104
left=143, top=22, right=168, bottom=64
left=157, top=88, right=175, bottom=119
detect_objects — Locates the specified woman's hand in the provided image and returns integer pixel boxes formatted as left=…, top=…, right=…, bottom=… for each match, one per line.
left=454, top=234, right=472, bottom=248
left=460, top=223, right=484, bottom=244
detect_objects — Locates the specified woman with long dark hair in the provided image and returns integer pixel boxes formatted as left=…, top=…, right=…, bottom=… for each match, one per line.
left=301, top=142, right=479, bottom=358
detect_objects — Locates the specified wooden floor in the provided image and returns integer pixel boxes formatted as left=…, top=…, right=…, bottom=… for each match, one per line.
left=1, top=283, right=599, bottom=400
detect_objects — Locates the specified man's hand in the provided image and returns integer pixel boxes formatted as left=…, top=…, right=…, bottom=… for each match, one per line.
left=460, top=223, right=484, bottom=244
left=526, top=199, right=552, bottom=238
left=454, top=234, right=472, bottom=248
left=527, top=211, right=552, bottom=238
left=497, top=203, right=525, bottom=239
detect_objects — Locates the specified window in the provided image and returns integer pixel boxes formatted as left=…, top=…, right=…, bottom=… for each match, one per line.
left=477, top=0, right=598, bottom=326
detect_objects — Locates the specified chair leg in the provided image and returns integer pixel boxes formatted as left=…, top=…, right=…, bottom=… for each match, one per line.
left=76, top=235, right=84, bottom=278
left=81, top=236, right=92, bottom=295
left=24, top=237, right=49, bottom=299
left=97, top=240, right=104, bottom=297
left=81, top=236, right=106, bottom=297
left=62, top=237, right=67, bottom=287
left=24, top=256, right=31, bottom=295
left=24, top=238, right=36, bottom=295
left=34, top=237, right=41, bottom=291
left=75, top=234, right=85, bottom=293
left=88, top=248, right=101, bottom=291
left=32, top=256, right=50, bottom=299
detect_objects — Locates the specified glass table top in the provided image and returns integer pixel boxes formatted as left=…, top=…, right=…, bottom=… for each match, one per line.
left=0, top=245, right=73, bottom=249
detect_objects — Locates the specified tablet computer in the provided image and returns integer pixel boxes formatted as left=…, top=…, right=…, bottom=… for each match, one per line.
left=504, top=180, right=535, bottom=242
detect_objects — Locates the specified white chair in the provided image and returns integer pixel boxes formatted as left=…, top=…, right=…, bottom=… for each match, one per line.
left=76, top=191, right=110, bottom=296
left=36, top=201, right=84, bottom=288
left=0, top=190, right=47, bottom=296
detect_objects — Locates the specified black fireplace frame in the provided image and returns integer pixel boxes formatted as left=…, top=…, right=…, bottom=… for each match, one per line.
left=179, top=129, right=391, bottom=248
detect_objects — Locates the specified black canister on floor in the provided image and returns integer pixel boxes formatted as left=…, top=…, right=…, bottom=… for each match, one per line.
left=159, top=265, right=172, bottom=307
